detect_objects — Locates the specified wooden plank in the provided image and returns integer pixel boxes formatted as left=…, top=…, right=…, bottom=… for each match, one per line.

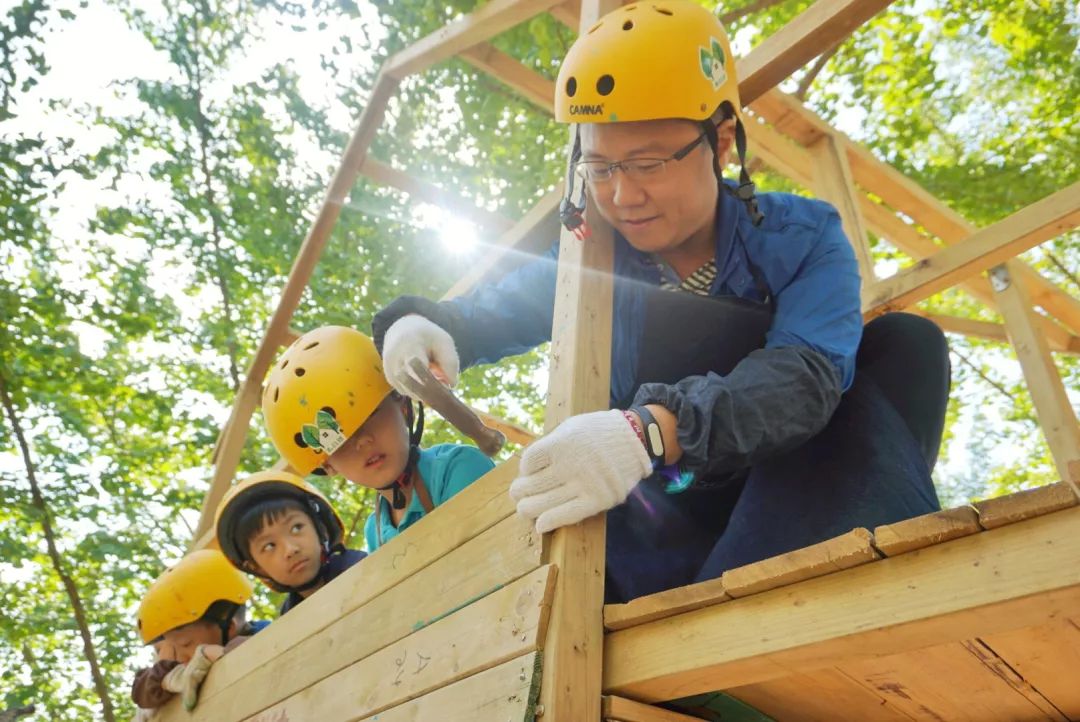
left=872, top=505, right=982, bottom=557
left=460, top=43, right=554, bottom=111
left=983, top=617, right=1080, bottom=720
left=359, top=157, right=514, bottom=233
left=189, top=71, right=401, bottom=543
left=189, top=459, right=520, bottom=704
left=862, top=182, right=1080, bottom=318
left=974, top=481, right=1077, bottom=529
left=602, top=695, right=708, bottom=722
left=841, top=642, right=1065, bottom=721
left=729, top=668, right=913, bottom=722
left=743, top=115, right=814, bottom=188
left=752, top=88, right=1080, bottom=336
left=991, top=264, right=1080, bottom=498
left=547, top=0, right=580, bottom=28
left=962, top=639, right=1069, bottom=721
left=441, top=185, right=563, bottom=302
left=721, top=528, right=879, bottom=598
left=190, top=512, right=541, bottom=721
left=602, top=506, right=1080, bottom=701
left=244, top=565, right=556, bottom=722
left=913, top=312, right=1080, bottom=355
left=536, top=3, right=619, bottom=720
left=354, top=652, right=542, bottom=722
left=810, top=132, right=875, bottom=285
left=734, top=0, right=897, bottom=106
left=470, top=406, right=538, bottom=446
left=604, top=577, right=729, bottom=632
left=384, top=0, right=563, bottom=80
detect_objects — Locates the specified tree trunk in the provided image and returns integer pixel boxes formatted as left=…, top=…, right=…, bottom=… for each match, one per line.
left=0, top=375, right=117, bottom=722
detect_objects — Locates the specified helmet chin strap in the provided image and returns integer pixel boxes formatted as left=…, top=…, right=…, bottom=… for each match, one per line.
left=702, top=112, right=764, bottom=226
left=376, top=400, right=425, bottom=510
left=559, top=127, right=591, bottom=239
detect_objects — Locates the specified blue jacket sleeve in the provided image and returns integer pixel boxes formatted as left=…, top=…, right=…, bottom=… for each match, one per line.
left=634, top=205, right=861, bottom=482
left=372, top=244, right=560, bottom=369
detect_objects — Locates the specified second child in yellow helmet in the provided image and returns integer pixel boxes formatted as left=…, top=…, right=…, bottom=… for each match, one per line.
left=215, top=471, right=366, bottom=615
left=132, top=549, right=269, bottom=712
left=261, top=326, right=494, bottom=552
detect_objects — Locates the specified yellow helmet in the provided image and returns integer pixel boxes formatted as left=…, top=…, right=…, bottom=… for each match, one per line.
left=136, top=550, right=253, bottom=644
left=214, top=470, right=345, bottom=581
left=262, top=326, right=392, bottom=474
left=555, top=1, right=740, bottom=124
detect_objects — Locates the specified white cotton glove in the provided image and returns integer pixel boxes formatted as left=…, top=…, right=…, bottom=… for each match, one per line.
left=382, top=314, right=460, bottom=400
left=511, top=409, right=653, bottom=534
left=161, top=644, right=222, bottom=711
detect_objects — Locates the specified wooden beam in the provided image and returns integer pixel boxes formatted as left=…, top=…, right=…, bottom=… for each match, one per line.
left=238, top=565, right=556, bottom=722
left=911, top=311, right=1080, bottom=355
left=359, top=157, right=514, bottom=233
left=189, top=71, right=400, bottom=543
left=751, top=89, right=1080, bottom=336
left=809, top=132, right=875, bottom=285
left=191, top=513, right=540, bottom=720
left=735, top=0, right=897, bottom=105
left=872, top=506, right=981, bottom=557
left=602, top=696, right=706, bottom=722
left=469, top=406, right=538, bottom=446
left=721, top=528, right=879, bottom=598
left=990, top=268, right=1080, bottom=498
left=460, top=43, right=554, bottom=111
left=603, top=506, right=1080, bottom=701
left=547, top=0, right=580, bottom=27
left=862, top=182, right=1080, bottom=318
left=441, top=184, right=563, bottom=301
left=357, top=652, right=542, bottom=722
left=537, top=3, right=619, bottom=720
left=976, top=482, right=1077, bottom=529
left=384, top=0, right=564, bottom=80
left=604, top=577, right=728, bottom=632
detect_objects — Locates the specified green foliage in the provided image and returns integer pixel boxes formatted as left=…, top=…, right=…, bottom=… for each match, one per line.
left=1, top=0, right=1078, bottom=716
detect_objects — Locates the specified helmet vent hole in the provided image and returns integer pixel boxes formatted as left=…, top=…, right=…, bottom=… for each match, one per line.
left=596, top=75, right=615, bottom=96
left=653, top=6, right=673, bottom=15
left=622, top=20, right=633, bottom=30
left=280, top=359, right=288, bottom=369
left=566, top=77, right=577, bottom=97
left=274, top=387, right=280, bottom=402
left=303, top=341, right=319, bottom=350
left=294, top=368, right=306, bottom=377
left=294, top=432, right=308, bottom=449
left=588, top=20, right=602, bottom=34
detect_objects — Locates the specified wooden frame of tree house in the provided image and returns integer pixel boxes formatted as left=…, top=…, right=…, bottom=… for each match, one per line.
left=160, top=0, right=1080, bottom=719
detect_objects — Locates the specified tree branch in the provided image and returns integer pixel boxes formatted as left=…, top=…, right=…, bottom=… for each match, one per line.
left=0, top=375, right=116, bottom=722
left=794, top=44, right=839, bottom=101
left=1045, top=250, right=1080, bottom=293
left=718, top=0, right=789, bottom=26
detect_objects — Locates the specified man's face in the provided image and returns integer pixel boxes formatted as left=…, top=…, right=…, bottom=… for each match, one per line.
left=161, top=620, right=223, bottom=664
left=246, top=508, right=324, bottom=589
left=579, top=118, right=719, bottom=255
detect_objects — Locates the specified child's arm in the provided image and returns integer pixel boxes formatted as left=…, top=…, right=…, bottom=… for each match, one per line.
left=131, top=659, right=181, bottom=709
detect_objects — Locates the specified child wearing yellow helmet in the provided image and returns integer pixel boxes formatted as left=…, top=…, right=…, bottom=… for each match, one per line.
left=215, top=470, right=366, bottom=614
left=261, top=325, right=494, bottom=552
left=132, top=549, right=268, bottom=711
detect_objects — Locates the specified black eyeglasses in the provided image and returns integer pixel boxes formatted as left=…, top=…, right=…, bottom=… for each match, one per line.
left=572, top=132, right=707, bottom=183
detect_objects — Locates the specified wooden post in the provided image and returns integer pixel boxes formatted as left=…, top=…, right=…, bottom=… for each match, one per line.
left=990, top=263, right=1080, bottom=498
left=809, top=132, right=874, bottom=286
left=537, top=0, right=620, bottom=716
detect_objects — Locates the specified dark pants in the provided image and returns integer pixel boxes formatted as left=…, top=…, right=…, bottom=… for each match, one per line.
left=605, top=313, right=950, bottom=603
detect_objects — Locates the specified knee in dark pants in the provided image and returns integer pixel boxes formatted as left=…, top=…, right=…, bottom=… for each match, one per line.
left=857, top=312, right=951, bottom=471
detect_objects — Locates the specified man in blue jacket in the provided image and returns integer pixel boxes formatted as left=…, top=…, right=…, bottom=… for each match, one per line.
left=374, top=1, right=949, bottom=602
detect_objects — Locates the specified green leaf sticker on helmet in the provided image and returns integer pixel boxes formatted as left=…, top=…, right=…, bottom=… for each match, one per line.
left=301, top=409, right=346, bottom=454
left=699, top=37, right=727, bottom=90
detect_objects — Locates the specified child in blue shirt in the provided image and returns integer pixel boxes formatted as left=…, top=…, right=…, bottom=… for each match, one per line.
left=261, top=326, right=494, bottom=552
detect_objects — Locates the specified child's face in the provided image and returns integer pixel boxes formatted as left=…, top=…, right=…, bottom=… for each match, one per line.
left=246, top=508, right=324, bottom=589
left=324, top=396, right=411, bottom=489
left=161, top=620, right=224, bottom=664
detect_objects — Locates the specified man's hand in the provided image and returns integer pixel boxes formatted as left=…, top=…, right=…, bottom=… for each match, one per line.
left=381, top=314, right=460, bottom=400
left=510, top=410, right=652, bottom=533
